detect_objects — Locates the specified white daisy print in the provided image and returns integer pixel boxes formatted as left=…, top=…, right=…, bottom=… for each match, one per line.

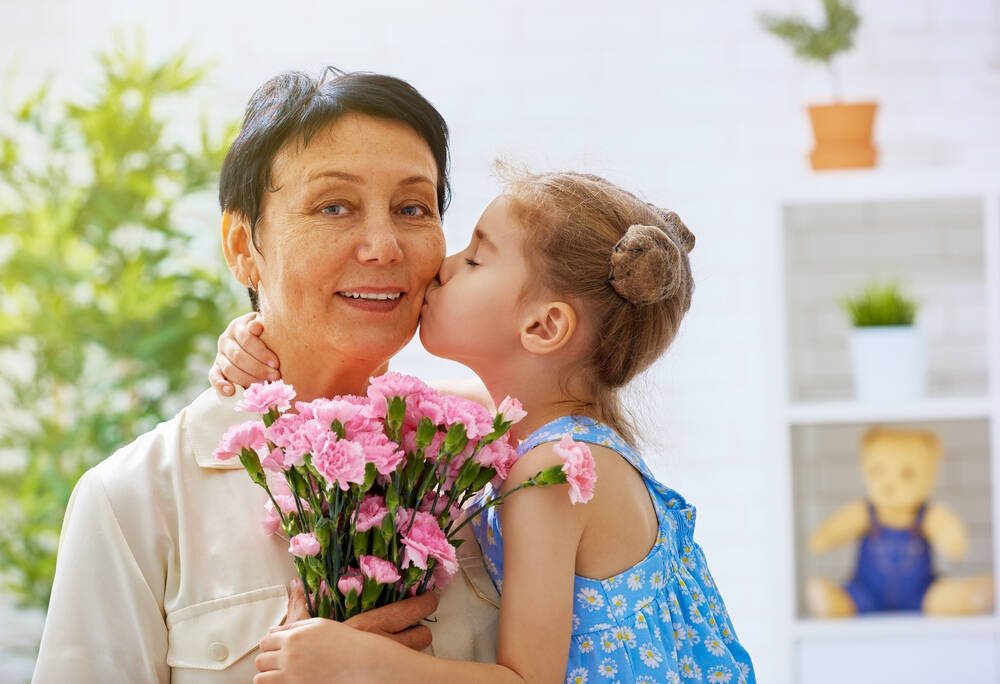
left=707, top=666, right=733, bottom=683
left=627, top=570, right=645, bottom=591
left=679, top=655, right=702, bottom=680
left=609, top=594, right=627, bottom=616
left=689, top=603, right=705, bottom=624
left=600, top=631, right=618, bottom=653
left=638, top=643, right=663, bottom=669
left=566, top=667, right=588, bottom=684
left=613, top=626, right=637, bottom=648
left=650, top=570, right=665, bottom=589
left=578, top=587, right=605, bottom=611
left=597, top=659, right=617, bottom=678
left=634, top=596, right=654, bottom=612
left=666, top=672, right=682, bottom=684
left=635, top=611, right=648, bottom=629
left=578, top=635, right=595, bottom=653
left=705, top=636, right=726, bottom=656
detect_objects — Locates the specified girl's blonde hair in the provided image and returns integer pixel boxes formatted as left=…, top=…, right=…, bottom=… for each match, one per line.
left=500, top=167, right=695, bottom=445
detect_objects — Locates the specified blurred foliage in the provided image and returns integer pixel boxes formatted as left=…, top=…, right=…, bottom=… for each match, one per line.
left=0, top=37, right=241, bottom=609
left=841, top=281, right=919, bottom=328
left=758, top=0, right=860, bottom=99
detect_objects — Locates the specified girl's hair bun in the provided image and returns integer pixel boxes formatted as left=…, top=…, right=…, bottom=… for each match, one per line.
left=608, top=220, right=691, bottom=306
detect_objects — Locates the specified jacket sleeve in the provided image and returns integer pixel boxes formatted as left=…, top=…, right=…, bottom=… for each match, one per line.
left=32, top=468, right=169, bottom=684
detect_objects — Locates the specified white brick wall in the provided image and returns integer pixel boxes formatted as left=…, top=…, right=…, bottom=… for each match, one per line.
left=2, top=1, right=999, bottom=682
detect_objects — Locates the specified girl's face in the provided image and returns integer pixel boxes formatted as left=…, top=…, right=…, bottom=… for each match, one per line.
left=419, top=195, right=533, bottom=371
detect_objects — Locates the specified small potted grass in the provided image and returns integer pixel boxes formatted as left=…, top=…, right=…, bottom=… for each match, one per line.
left=841, top=281, right=924, bottom=402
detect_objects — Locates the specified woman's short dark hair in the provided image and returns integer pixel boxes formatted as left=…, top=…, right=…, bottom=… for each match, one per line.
left=219, top=68, right=451, bottom=309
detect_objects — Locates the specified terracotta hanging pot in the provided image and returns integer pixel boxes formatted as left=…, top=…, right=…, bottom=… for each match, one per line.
left=807, top=101, right=878, bottom=170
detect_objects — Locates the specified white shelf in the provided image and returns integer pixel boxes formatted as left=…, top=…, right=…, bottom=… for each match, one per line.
left=793, top=614, right=998, bottom=640
left=785, top=396, right=996, bottom=426
left=775, top=168, right=999, bottom=204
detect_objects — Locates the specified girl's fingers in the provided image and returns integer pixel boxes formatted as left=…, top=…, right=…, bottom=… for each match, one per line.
left=234, top=316, right=280, bottom=371
left=209, top=363, right=235, bottom=397
left=253, top=673, right=282, bottom=684
left=220, top=334, right=278, bottom=382
left=216, top=350, right=264, bottom=389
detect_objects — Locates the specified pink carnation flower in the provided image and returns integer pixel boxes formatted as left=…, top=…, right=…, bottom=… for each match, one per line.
left=354, top=430, right=405, bottom=475
left=213, top=420, right=267, bottom=461
left=236, top=380, right=296, bottom=414
left=359, top=555, right=402, bottom=585
left=439, top=395, right=494, bottom=439
left=288, top=532, right=320, bottom=558
left=497, top=396, right=527, bottom=424
left=366, top=372, right=432, bottom=415
left=398, top=509, right=459, bottom=577
left=312, top=437, right=367, bottom=491
left=261, top=501, right=281, bottom=535
left=355, top=494, right=389, bottom=532
left=295, top=398, right=363, bottom=429
left=337, top=567, right=363, bottom=597
left=553, top=434, right=597, bottom=505
left=473, top=437, right=517, bottom=477
left=260, top=447, right=284, bottom=473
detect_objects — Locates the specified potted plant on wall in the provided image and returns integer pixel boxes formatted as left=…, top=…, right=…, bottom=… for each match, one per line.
left=759, top=0, right=877, bottom=171
left=841, top=281, right=924, bottom=402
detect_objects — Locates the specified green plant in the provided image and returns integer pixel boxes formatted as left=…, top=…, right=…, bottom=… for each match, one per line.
left=758, top=0, right=861, bottom=100
left=840, top=282, right=918, bottom=327
left=0, top=36, right=241, bottom=609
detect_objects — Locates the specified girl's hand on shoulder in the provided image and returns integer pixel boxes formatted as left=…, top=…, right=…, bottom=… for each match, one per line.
left=209, top=312, right=281, bottom=396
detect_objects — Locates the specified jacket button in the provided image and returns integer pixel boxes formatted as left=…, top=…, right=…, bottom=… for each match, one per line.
left=208, top=642, right=229, bottom=662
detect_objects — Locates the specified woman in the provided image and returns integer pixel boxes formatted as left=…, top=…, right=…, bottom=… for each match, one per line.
left=33, top=69, right=498, bottom=684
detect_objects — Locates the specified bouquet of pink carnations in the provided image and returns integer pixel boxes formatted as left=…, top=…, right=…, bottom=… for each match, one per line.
left=214, top=371, right=595, bottom=620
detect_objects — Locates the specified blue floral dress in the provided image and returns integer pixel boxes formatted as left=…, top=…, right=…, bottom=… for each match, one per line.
left=471, top=416, right=756, bottom=684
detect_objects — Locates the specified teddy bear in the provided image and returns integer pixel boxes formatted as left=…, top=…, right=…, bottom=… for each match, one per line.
left=805, top=427, right=994, bottom=617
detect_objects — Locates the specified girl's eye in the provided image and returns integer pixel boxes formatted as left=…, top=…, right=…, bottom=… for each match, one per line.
left=399, top=204, right=429, bottom=218
left=464, top=258, right=480, bottom=268
left=321, top=204, right=348, bottom=216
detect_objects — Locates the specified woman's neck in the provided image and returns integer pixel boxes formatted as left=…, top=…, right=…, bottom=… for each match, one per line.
left=262, top=332, right=389, bottom=402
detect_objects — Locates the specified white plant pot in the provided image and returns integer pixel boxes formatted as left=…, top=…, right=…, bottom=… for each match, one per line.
left=849, top=326, right=926, bottom=402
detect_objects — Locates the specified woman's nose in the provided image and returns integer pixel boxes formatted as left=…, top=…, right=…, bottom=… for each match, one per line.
left=357, top=213, right=404, bottom=264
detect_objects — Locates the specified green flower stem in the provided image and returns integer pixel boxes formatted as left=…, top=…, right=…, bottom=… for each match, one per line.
left=448, top=478, right=540, bottom=539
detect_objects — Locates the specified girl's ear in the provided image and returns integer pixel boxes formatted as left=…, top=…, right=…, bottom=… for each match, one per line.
left=221, top=211, right=260, bottom=286
left=520, top=301, right=578, bottom=355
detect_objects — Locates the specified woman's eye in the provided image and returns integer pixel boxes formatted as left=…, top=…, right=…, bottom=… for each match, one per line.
left=321, top=204, right=348, bottom=216
left=399, top=204, right=429, bottom=218
left=464, top=258, right=480, bottom=268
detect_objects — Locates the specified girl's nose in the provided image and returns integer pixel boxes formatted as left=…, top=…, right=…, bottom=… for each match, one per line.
left=437, top=252, right=461, bottom=284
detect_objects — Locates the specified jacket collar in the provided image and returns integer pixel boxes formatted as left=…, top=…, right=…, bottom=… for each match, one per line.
left=184, top=386, right=259, bottom=470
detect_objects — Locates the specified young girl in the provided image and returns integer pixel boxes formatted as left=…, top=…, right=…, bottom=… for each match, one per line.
left=214, top=170, right=756, bottom=683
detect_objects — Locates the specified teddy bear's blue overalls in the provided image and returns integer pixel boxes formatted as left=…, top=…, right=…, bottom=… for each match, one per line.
left=845, top=502, right=935, bottom=612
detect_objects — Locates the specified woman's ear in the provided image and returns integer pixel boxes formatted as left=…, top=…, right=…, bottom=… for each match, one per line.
left=520, top=301, right=578, bottom=355
left=221, top=211, right=259, bottom=286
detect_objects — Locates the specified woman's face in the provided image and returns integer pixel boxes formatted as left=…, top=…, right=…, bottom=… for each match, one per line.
left=250, top=113, right=445, bottom=369
left=420, top=195, right=531, bottom=372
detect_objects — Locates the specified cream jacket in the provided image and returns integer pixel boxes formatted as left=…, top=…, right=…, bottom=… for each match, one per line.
left=33, top=388, right=499, bottom=683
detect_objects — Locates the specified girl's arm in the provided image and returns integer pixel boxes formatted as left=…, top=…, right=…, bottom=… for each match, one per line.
left=209, top=315, right=495, bottom=410
left=255, top=443, right=588, bottom=684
